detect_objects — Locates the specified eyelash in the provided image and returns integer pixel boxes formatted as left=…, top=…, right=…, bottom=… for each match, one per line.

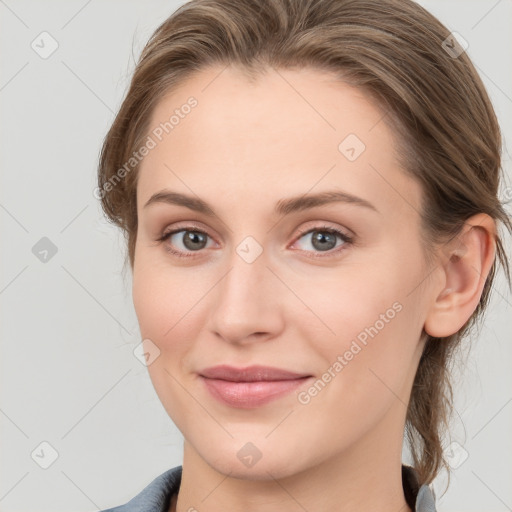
left=156, top=223, right=354, bottom=259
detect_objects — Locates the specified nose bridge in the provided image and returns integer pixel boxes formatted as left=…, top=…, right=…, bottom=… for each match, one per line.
left=219, top=241, right=271, bottom=315
left=208, top=239, right=282, bottom=343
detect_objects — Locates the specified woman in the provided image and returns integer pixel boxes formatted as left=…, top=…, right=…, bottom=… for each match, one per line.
left=96, top=0, right=511, bottom=511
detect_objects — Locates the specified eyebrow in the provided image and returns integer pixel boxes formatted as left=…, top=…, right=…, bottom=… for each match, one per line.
left=143, top=189, right=378, bottom=216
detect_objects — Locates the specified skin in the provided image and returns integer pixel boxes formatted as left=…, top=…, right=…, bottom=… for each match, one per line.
left=131, top=65, right=496, bottom=512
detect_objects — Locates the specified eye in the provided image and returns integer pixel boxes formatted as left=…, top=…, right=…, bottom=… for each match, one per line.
left=157, top=225, right=215, bottom=258
left=291, top=225, right=353, bottom=257
left=156, top=223, right=354, bottom=259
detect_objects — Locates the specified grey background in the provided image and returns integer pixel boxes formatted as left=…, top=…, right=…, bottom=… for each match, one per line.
left=0, top=1, right=511, bottom=511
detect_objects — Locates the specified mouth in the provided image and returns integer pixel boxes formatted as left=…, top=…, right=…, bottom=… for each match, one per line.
left=199, top=365, right=313, bottom=409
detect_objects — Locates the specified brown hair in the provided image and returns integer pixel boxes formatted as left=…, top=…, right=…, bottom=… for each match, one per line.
left=97, top=0, right=512, bottom=488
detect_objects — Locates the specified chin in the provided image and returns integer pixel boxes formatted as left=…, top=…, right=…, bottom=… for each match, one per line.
left=201, top=445, right=302, bottom=481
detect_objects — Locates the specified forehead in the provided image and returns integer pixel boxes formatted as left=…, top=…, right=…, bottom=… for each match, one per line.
left=136, top=65, right=420, bottom=219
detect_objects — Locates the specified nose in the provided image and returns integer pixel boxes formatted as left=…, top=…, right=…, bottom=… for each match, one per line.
left=207, top=247, right=284, bottom=346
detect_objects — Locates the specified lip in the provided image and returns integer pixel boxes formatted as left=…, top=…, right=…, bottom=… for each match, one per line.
left=199, top=365, right=313, bottom=409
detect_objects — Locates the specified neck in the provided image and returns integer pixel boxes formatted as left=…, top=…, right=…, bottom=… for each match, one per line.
left=172, top=413, right=412, bottom=512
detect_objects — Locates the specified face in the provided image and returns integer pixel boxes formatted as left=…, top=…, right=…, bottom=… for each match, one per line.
left=132, top=65, right=434, bottom=479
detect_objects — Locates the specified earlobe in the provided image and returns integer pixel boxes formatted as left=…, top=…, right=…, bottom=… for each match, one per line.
left=423, top=213, right=497, bottom=338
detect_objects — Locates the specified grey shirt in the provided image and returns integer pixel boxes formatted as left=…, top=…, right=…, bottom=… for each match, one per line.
left=99, top=464, right=437, bottom=512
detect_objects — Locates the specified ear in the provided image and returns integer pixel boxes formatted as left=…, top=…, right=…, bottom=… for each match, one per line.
left=424, top=213, right=497, bottom=338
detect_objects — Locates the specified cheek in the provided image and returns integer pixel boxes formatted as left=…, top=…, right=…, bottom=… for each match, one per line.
left=133, top=250, right=191, bottom=333
left=291, top=263, right=399, bottom=343
left=297, top=255, right=422, bottom=386
left=295, top=288, right=417, bottom=442
left=132, top=261, right=202, bottom=430
left=132, top=257, right=211, bottom=365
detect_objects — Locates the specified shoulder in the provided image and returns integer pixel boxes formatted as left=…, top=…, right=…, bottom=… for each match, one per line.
left=99, top=465, right=182, bottom=512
